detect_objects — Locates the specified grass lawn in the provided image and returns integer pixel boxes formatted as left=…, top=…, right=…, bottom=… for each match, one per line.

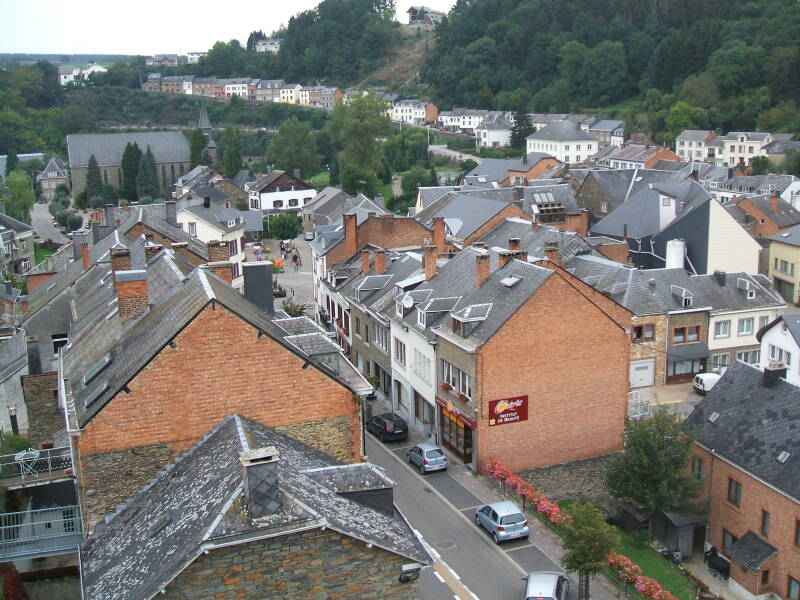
left=615, top=530, right=695, bottom=600
left=376, top=181, right=394, bottom=202
left=34, top=245, right=55, bottom=265
left=308, top=170, right=330, bottom=190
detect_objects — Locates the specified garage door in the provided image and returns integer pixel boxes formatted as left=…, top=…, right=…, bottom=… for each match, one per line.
left=630, top=359, right=655, bottom=388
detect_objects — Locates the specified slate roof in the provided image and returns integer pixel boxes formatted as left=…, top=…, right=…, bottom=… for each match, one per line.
left=179, top=205, right=244, bottom=234
left=36, top=157, right=68, bottom=180
left=478, top=112, right=513, bottom=131
left=231, top=169, right=256, bottom=189
left=414, top=193, right=515, bottom=241
left=478, top=218, right=601, bottom=263
left=737, top=195, right=800, bottom=229
left=579, top=168, right=686, bottom=212
left=464, top=158, right=516, bottom=185
left=676, top=130, right=714, bottom=142
left=769, top=222, right=800, bottom=247
left=0, top=153, right=43, bottom=177
left=81, top=414, right=429, bottom=600
left=0, top=213, right=34, bottom=234
left=67, top=132, right=190, bottom=168
left=765, top=140, right=800, bottom=155
left=527, top=120, right=596, bottom=142
left=587, top=119, right=624, bottom=133
left=507, top=152, right=558, bottom=172
left=687, top=361, right=800, bottom=501
left=729, top=531, right=777, bottom=571
left=605, top=144, right=669, bottom=163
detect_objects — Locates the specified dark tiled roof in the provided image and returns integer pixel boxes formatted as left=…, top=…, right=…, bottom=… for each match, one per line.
left=739, top=195, right=800, bottom=229
left=67, top=132, right=190, bottom=168
left=527, top=120, right=596, bottom=142
left=414, top=193, right=514, bottom=240
left=0, top=213, right=34, bottom=234
left=465, top=158, right=516, bottom=184
left=687, top=362, right=800, bottom=501
left=478, top=218, right=601, bottom=262
left=81, top=415, right=429, bottom=600
left=729, top=531, right=777, bottom=571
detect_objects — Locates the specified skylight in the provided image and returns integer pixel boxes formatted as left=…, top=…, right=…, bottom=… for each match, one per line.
left=501, top=276, right=521, bottom=288
left=777, top=451, right=790, bottom=464
left=708, top=412, right=719, bottom=423
left=83, top=354, right=112, bottom=386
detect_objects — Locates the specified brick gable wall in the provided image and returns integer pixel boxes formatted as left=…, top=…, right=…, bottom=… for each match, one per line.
left=326, top=215, right=433, bottom=266
left=463, top=204, right=530, bottom=246
left=126, top=223, right=205, bottom=266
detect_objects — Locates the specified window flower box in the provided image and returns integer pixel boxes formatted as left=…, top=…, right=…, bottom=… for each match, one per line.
left=456, top=392, right=469, bottom=403
left=439, top=382, right=452, bottom=392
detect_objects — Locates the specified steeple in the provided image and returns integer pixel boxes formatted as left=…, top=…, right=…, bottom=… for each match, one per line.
left=198, top=104, right=212, bottom=138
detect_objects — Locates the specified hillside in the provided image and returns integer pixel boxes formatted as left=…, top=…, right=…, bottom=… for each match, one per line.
left=359, top=27, right=435, bottom=88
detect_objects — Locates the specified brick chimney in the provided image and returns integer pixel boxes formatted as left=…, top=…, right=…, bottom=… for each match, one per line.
left=476, top=253, right=490, bottom=287
left=499, top=250, right=514, bottom=269
left=344, top=213, right=357, bottom=259
left=531, top=221, right=539, bottom=232
left=81, top=243, right=90, bottom=270
left=375, top=249, right=386, bottom=276
left=241, top=447, right=281, bottom=519
left=509, top=238, right=521, bottom=251
left=116, top=270, right=149, bottom=320
left=110, top=248, right=132, bottom=286
left=361, top=249, right=370, bottom=274
left=544, top=240, right=560, bottom=265
left=144, top=243, right=163, bottom=263
left=432, top=217, right=446, bottom=252
left=510, top=250, right=528, bottom=263
left=201, top=262, right=233, bottom=285
left=423, top=245, right=437, bottom=280
left=207, top=240, right=230, bottom=262
left=771, top=192, right=779, bottom=213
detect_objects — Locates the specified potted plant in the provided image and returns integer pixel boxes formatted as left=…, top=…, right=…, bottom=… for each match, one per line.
left=439, top=381, right=452, bottom=392
left=456, top=392, right=468, bottom=403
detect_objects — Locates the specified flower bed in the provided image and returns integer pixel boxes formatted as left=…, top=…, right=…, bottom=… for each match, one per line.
left=481, top=458, right=684, bottom=600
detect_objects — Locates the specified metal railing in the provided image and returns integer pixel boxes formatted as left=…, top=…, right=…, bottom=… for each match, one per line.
left=0, top=447, right=72, bottom=481
left=0, top=505, right=82, bottom=560
left=628, top=388, right=652, bottom=420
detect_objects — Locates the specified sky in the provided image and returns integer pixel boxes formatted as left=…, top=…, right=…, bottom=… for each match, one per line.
left=0, top=0, right=456, bottom=55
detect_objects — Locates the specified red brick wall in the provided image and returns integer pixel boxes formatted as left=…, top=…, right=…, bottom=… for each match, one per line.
left=503, top=157, right=563, bottom=186
left=126, top=224, right=205, bottom=266
left=326, top=215, right=433, bottom=266
left=694, top=445, right=800, bottom=599
left=596, top=241, right=630, bottom=263
left=26, top=272, right=55, bottom=294
left=736, top=198, right=783, bottom=239
left=463, top=205, right=530, bottom=246
left=475, top=270, right=631, bottom=471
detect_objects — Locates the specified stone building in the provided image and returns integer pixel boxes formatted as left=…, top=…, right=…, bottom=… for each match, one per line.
left=81, top=415, right=428, bottom=600
left=67, top=131, right=190, bottom=197
left=36, top=157, right=69, bottom=202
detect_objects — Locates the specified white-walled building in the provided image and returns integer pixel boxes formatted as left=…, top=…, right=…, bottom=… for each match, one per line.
left=255, top=39, right=282, bottom=53
left=675, top=130, right=717, bottom=162
left=186, top=52, right=207, bottom=64
left=526, top=120, right=597, bottom=164
left=758, top=314, right=800, bottom=387
left=58, top=66, right=81, bottom=86
left=81, top=63, right=108, bottom=79
left=438, top=109, right=487, bottom=132
left=392, top=100, right=438, bottom=125
left=222, top=78, right=249, bottom=99
left=476, top=112, right=514, bottom=149
left=708, top=132, right=774, bottom=168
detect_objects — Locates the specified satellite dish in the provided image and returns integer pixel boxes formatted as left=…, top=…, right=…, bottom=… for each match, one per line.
left=402, top=295, right=414, bottom=309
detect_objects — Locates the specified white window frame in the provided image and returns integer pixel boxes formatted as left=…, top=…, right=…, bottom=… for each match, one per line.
left=737, top=318, right=754, bottom=336
left=714, top=320, right=731, bottom=339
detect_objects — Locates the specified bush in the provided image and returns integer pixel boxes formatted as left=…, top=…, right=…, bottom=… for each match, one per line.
left=0, top=433, right=31, bottom=455
left=67, top=213, right=84, bottom=231
left=281, top=299, right=307, bottom=317
left=55, top=209, right=70, bottom=228
left=90, top=195, right=105, bottom=209
left=265, top=213, right=300, bottom=240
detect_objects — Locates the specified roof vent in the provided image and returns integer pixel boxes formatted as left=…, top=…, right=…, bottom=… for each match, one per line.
left=501, top=276, right=521, bottom=288
left=777, top=451, right=790, bottom=464
left=708, top=412, right=720, bottom=423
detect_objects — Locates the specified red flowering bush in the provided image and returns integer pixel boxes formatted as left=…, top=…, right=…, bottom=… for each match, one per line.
left=608, top=552, right=642, bottom=584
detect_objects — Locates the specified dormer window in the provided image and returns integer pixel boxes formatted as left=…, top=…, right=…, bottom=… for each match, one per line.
left=417, top=311, right=426, bottom=327
left=452, top=318, right=465, bottom=337
left=683, top=297, right=693, bottom=307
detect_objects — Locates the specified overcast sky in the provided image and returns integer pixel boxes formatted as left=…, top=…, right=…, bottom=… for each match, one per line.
left=0, top=0, right=456, bottom=55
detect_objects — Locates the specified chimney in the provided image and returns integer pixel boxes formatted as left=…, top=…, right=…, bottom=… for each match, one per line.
left=375, top=249, right=386, bottom=276
left=165, top=200, right=177, bottom=226
left=110, top=247, right=132, bottom=285
left=510, top=250, right=528, bottom=263
left=423, top=245, right=437, bottom=280
left=92, top=222, right=102, bottom=244
left=207, top=240, right=230, bottom=262
left=201, top=261, right=233, bottom=285
left=771, top=192, right=779, bottom=213
left=26, top=336, right=42, bottom=375
left=763, top=361, right=787, bottom=387
left=432, top=217, right=445, bottom=252
left=714, top=270, right=727, bottom=286
left=472, top=241, right=486, bottom=249
left=243, top=261, right=274, bottom=314
left=476, top=253, right=490, bottom=287
left=623, top=222, right=628, bottom=243
left=116, top=270, right=149, bottom=320
left=509, top=238, right=521, bottom=251
left=144, top=243, right=163, bottom=263
left=203, top=196, right=211, bottom=208
left=513, top=187, right=521, bottom=203
left=104, top=204, right=116, bottom=228
left=499, top=250, right=514, bottom=268
left=344, top=213, right=357, bottom=258
left=361, top=249, right=370, bottom=275
left=72, top=233, right=86, bottom=261
left=241, top=447, right=281, bottom=519
left=544, top=240, right=560, bottom=265
left=531, top=221, right=539, bottom=232
left=81, top=243, right=90, bottom=270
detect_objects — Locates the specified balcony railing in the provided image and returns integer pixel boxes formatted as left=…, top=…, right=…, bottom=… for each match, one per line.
left=0, top=505, right=82, bottom=560
left=0, top=447, right=72, bottom=489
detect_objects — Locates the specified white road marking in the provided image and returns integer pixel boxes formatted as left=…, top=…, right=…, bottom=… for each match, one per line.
left=435, top=571, right=445, bottom=583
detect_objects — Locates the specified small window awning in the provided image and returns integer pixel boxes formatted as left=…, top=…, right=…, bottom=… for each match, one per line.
left=667, top=342, right=709, bottom=361
left=730, top=531, right=777, bottom=572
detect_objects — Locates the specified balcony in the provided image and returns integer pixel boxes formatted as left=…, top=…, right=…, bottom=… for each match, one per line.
left=0, top=506, right=82, bottom=561
left=0, top=447, right=73, bottom=490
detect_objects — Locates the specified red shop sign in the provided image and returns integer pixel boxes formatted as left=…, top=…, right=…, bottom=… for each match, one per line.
left=488, top=395, right=528, bottom=427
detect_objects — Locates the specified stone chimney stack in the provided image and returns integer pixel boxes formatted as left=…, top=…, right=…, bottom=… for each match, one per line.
left=241, top=447, right=281, bottom=520
left=476, top=253, right=490, bottom=287
left=104, top=204, right=116, bottom=228
left=243, top=261, right=274, bottom=314
left=771, top=192, right=779, bottom=213
left=344, top=213, right=357, bottom=259
left=361, top=249, right=370, bottom=275
left=763, top=361, right=787, bottom=387
left=423, top=245, right=437, bottom=280
left=509, top=238, right=521, bottom=251
left=81, top=243, right=90, bottom=270
left=375, top=249, right=386, bottom=276
left=116, top=270, right=149, bottom=320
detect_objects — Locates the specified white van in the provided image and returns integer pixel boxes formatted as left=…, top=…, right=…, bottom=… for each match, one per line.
left=693, top=372, right=721, bottom=395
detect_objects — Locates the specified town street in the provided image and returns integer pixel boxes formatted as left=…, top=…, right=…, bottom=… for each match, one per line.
left=428, top=144, right=484, bottom=165
left=30, top=202, right=69, bottom=244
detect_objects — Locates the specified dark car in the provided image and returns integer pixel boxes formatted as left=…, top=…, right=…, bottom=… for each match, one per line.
left=367, top=413, right=408, bottom=442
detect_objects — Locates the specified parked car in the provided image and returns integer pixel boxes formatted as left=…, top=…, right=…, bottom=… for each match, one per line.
left=522, top=571, right=569, bottom=600
left=475, top=501, right=529, bottom=544
left=303, top=231, right=315, bottom=241
left=367, top=413, right=408, bottom=442
left=406, top=442, right=447, bottom=474
left=693, top=372, right=721, bottom=395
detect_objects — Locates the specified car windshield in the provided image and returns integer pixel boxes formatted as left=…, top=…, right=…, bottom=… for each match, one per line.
left=500, top=513, right=525, bottom=525
left=425, top=449, right=444, bottom=458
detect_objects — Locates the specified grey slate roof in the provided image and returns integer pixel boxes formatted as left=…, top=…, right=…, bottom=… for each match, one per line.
left=729, top=531, right=777, bottom=571
left=0, top=213, right=34, bottom=234
left=676, top=130, right=714, bottom=142
left=231, top=169, right=256, bottom=189
left=769, top=222, right=800, bottom=247
left=465, top=158, right=516, bottom=185
left=478, top=218, right=601, bottom=262
left=580, top=168, right=687, bottom=212
left=687, top=361, right=800, bottom=501
left=67, top=132, right=190, bottom=168
left=81, top=414, right=429, bottom=600
left=36, top=157, right=68, bottom=180
left=507, top=152, right=557, bottom=171
left=180, top=204, right=244, bottom=234
left=587, top=119, right=624, bottom=133
left=527, top=120, right=596, bottom=142
left=765, top=140, right=800, bottom=155
left=738, top=194, right=800, bottom=229
left=414, top=192, right=514, bottom=241
left=605, top=144, right=670, bottom=164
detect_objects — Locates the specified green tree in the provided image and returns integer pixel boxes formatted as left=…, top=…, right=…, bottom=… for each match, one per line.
left=461, top=158, right=478, bottom=173
left=120, top=142, right=142, bottom=202
left=3, top=170, right=36, bottom=223
left=751, top=156, right=773, bottom=176
left=708, top=41, right=767, bottom=98
left=222, top=126, right=243, bottom=178
left=189, top=128, right=206, bottom=168
left=265, top=213, right=300, bottom=239
left=90, top=196, right=105, bottom=209
left=510, top=111, right=534, bottom=150
left=74, top=191, right=88, bottom=210
left=782, top=150, right=800, bottom=177
left=329, top=155, right=340, bottom=186
left=54, top=183, right=70, bottom=197
left=268, top=117, right=322, bottom=178
left=401, top=165, right=430, bottom=196
left=67, top=212, right=83, bottom=231
left=560, top=503, right=621, bottom=600
left=605, top=411, right=703, bottom=537
left=5, top=150, right=18, bottom=177
left=281, top=298, right=307, bottom=317
left=85, top=154, right=103, bottom=201
left=136, top=146, right=159, bottom=200
left=340, top=165, right=379, bottom=197
left=665, top=102, right=709, bottom=138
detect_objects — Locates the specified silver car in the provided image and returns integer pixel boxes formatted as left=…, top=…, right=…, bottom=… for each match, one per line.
left=406, top=442, right=447, bottom=474
left=475, top=501, right=529, bottom=544
left=522, top=571, right=569, bottom=600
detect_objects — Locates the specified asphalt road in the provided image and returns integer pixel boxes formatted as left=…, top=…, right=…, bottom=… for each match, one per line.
left=31, top=202, right=69, bottom=244
left=367, top=435, right=571, bottom=600
left=428, top=144, right=484, bottom=165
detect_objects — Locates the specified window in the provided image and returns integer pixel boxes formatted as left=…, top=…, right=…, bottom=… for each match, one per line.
left=761, top=510, right=771, bottom=536
left=354, top=316, right=361, bottom=337
left=228, top=239, right=238, bottom=256
left=576, top=144, right=581, bottom=150
left=769, top=344, right=792, bottom=365
left=441, top=359, right=472, bottom=399
left=673, top=327, right=686, bottom=343
left=289, top=198, right=299, bottom=207
left=683, top=297, right=693, bottom=307
left=761, top=570, right=770, bottom=586
left=633, top=324, right=655, bottom=341
left=738, top=318, right=754, bottom=336
left=692, top=456, right=703, bottom=475
left=712, top=353, right=729, bottom=372
left=373, top=326, right=388, bottom=352
left=564, top=145, right=570, bottom=150
left=273, top=200, right=283, bottom=208
left=688, top=325, right=700, bottom=342
left=795, top=520, right=800, bottom=547
left=231, top=262, right=240, bottom=279
left=759, top=315, right=770, bottom=330
left=188, top=222, right=196, bottom=236
left=393, top=338, right=406, bottom=366
left=412, top=348, right=431, bottom=383
left=778, top=259, right=795, bottom=275
left=727, top=478, right=742, bottom=506
left=662, top=196, right=671, bottom=207
left=250, top=198, right=259, bottom=209
left=62, top=507, right=77, bottom=533
left=722, top=530, right=738, bottom=553
left=736, top=350, right=760, bottom=365
left=564, top=156, right=570, bottom=163
left=714, top=321, right=731, bottom=339
left=789, top=577, right=799, bottom=600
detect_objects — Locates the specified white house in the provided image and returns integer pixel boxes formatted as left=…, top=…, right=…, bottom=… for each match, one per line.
left=707, top=131, right=774, bottom=168
left=279, top=83, right=302, bottom=104
left=81, top=63, right=108, bottom=79
left=176, top=202, right=247, bottom=291
left=58, top=66, right=80, bottom=86
left=475, top=112, right=514, bottom=149
left=223, top=78, right=249, bottom=99
left=526, top=120, right=597, bottom=164
left=675, top=130, right=717, bottom=162
left=758, top=314, right=800, bottom=387
left=438, top=109, right=487, bottom=132
left=255, top=39, right=282, bottom=53
left=181, top=76, right=194, bottom=95
left=781, top=179, right=800, bottom=209
left=186, top=52, right=206, bottom=64
left=392, top=100, right=436, bottom=125
left=244, top=171, right=316, bottom=213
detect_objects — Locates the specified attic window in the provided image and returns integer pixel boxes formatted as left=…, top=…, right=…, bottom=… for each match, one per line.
left=708, top=411, right=720, bottom=423
left=417, top=311, right=426, bottom=327
left=452, top=318, right=465, bottom=337
left=777, top=451, right=790, bottom=464
left=683, top=297, right=693, bottom=307
left=501, top=276, right=521, bottom=288
left=747, top=290, right=756, bottom=299
left=84, top=354, right=112, bottom=386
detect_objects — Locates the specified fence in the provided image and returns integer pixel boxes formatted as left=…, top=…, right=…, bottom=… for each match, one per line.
left=0, top=447, right=72, bottom=482
left=0, top=505, right=82, bottom=560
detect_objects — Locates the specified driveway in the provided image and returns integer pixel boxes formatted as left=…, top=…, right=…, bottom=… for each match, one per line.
left=31, top=202, right=68, bottom=244
left=428, top=144, right=483, bottom=165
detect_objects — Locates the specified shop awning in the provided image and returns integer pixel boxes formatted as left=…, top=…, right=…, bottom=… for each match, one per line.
left=667, top=342, right=709, bottom=361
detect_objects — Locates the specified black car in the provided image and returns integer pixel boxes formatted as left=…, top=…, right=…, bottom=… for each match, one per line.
left=367, top=413, right=408, bottom=442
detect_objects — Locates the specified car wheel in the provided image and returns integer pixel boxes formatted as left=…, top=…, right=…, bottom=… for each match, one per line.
left=419, top=464, right=425, bottom=475
left=493, top=532, right=500, bottom=545
left=475, top=514, right=481, bottom=527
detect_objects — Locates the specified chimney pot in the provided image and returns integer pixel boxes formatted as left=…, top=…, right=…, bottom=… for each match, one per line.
left=361, top=249, right=370, bottom=275
left=763, top=361, right=787, bottom=387
left=714, top=270, right=727, bottom=286
left=509, top=238, right=521, bottom=251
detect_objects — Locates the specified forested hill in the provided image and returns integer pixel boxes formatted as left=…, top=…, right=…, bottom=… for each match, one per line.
left=422, top=0, right=800, bottom=138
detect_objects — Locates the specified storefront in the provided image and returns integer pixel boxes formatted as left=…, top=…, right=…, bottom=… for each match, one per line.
left=666, top=342, right=709, bottom=384
left=435, top=397, right=475, bottom=464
